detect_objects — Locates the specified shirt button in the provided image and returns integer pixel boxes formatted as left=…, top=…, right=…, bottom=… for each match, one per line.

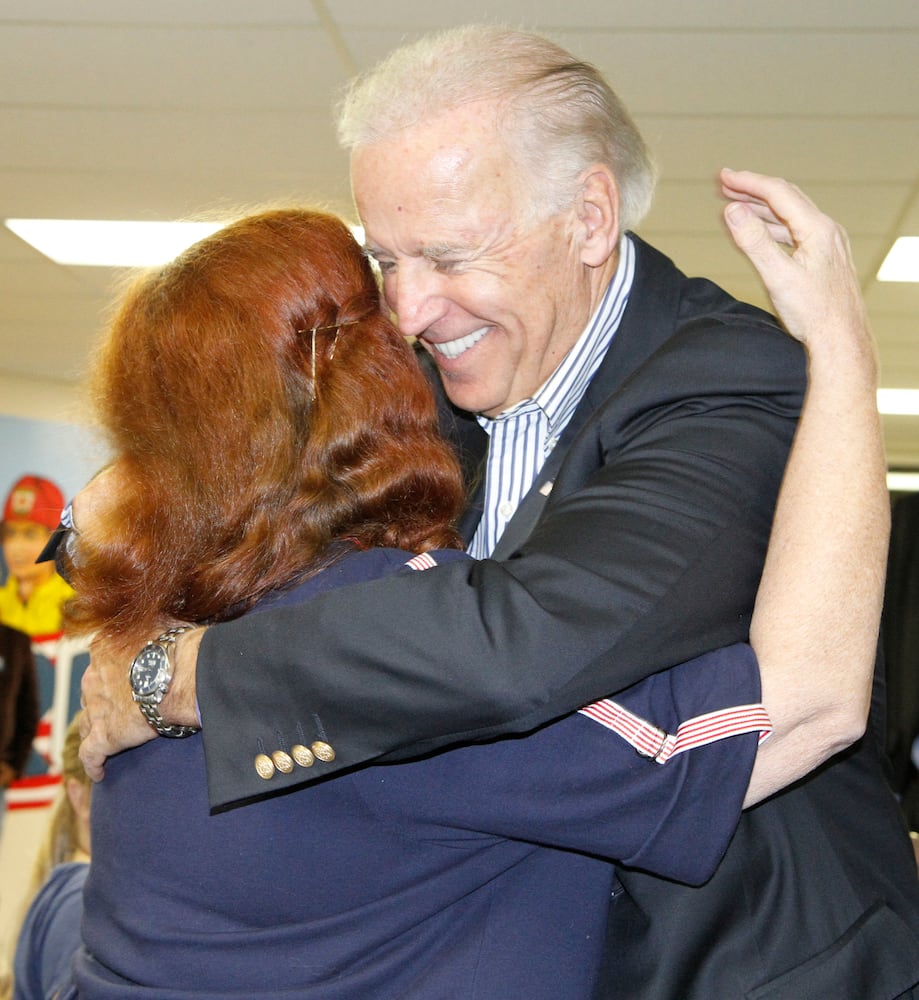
left=498, top=501, right=514, bottom=520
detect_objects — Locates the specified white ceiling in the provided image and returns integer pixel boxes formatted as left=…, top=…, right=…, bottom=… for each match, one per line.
left=2, top=1, right=918, bottom=465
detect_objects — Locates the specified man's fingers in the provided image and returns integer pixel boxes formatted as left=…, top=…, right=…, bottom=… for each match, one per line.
left=78, top=659, right=121, bottom=780
left=79, top=734, right=107, bottom=782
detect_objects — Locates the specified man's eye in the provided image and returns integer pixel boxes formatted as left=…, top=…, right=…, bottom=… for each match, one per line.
left=375, top=259, right=396, bottom=275
left=434, top=259, right=462, bottom=273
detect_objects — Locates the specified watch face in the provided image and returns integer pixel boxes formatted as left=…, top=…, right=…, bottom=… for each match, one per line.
left=130, top=643, right=168, bottom=698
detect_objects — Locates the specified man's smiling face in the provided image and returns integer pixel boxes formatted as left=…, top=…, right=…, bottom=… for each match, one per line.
left=352, top=102, right=592, bottom=417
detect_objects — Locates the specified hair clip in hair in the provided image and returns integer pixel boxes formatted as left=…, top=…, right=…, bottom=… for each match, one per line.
left=297, top=321, right=352, bottom=336
left=297, top=320, right=360, bottom=400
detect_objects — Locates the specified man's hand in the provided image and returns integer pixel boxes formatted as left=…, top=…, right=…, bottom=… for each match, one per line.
left=79, top=627, right=205, bottom=781
left=78, top=634, right=155, bottom=780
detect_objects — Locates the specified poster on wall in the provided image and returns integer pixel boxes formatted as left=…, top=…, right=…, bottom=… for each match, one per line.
left=1, top=413, right=108, bottom=809
left=0, top=413, right=105, bottom=511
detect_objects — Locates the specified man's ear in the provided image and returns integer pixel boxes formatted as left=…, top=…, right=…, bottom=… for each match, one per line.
left=576, top=165, right=620, bottom=268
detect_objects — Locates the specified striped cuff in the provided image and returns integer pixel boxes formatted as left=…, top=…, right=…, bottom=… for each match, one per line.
left=578, top=698, right=772, bottom=764
left=402, top=551, right=772, bottom=762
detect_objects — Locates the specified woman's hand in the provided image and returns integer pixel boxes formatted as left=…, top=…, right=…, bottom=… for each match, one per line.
left=721, top=168, right=876, bottom=380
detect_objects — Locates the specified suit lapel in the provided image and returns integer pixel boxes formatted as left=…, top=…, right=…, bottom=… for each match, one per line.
left=488, top=433, right=567, bottom=558
left=580, top=234, right=683, bottom=407
left=432, top=235, right=686, bottom=554
left=491, top=236, right=683, bottom=559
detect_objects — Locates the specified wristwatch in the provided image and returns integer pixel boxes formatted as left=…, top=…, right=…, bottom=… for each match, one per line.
left=129, top=626, right=200, bottom=738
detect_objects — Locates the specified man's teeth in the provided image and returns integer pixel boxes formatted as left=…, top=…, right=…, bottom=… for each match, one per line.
left=431, top=327, right=488, bottom=360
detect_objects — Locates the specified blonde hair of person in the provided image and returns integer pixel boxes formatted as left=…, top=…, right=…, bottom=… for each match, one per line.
left=0, top=714, right=90, bottom=1000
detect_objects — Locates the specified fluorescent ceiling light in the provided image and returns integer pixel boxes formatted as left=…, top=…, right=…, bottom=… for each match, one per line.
left=878, top=389, right=919, bottom=415
left=4, top=218, right=226, bottom=267
left=878, top=237, right=919, bottom=282
left=887, top=471, right=919, bottom=492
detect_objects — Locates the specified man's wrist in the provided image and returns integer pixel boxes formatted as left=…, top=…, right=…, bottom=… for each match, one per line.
left=158, top=626, right=205, bottom=728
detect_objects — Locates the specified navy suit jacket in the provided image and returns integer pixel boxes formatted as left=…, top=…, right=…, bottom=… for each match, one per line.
left=197, top=235, right=919, bottom=996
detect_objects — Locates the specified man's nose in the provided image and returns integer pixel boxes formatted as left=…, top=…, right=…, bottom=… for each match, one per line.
left=385, top=263, right=448, bottom=339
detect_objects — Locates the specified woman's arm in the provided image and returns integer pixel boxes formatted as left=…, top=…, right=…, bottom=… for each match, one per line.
left=722, top=170, right=890, bottom=806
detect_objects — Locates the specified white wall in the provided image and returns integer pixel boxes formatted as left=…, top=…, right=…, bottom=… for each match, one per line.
left=0, top=372, right=86, bottom=425
left=0, top=373, right=107, bottom=508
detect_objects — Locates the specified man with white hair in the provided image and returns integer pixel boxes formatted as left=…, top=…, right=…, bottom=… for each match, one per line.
left=79, top=26, right=919, bottom=998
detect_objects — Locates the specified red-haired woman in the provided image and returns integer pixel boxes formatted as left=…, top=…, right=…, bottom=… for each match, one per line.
left=45, top=205, right=885, bottom=999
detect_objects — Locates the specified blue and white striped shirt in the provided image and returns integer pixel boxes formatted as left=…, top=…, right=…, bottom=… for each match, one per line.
left=468, top=235, right=635, bottom=559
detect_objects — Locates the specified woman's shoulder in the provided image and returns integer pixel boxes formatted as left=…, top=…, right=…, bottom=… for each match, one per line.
left=262, top=546, right=470, bottom=610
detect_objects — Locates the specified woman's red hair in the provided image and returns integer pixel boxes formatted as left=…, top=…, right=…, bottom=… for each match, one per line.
left=64, top=209, right=464, bottom=639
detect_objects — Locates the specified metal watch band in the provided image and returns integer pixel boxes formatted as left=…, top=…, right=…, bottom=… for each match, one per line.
left=135, top=625, right=200, bottom=739
left=137, top=699, right=200, bottom=739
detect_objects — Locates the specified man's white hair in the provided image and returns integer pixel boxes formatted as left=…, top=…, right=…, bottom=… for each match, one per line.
left=336, top=25, right=657, bottom=232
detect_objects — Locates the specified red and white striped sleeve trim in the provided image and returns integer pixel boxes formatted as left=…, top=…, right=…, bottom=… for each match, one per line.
left=401, top=552, right=772, bottom=760
left=578, top=698, right=772, bottom=764
left=404, top=552, right=439, bottom=571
